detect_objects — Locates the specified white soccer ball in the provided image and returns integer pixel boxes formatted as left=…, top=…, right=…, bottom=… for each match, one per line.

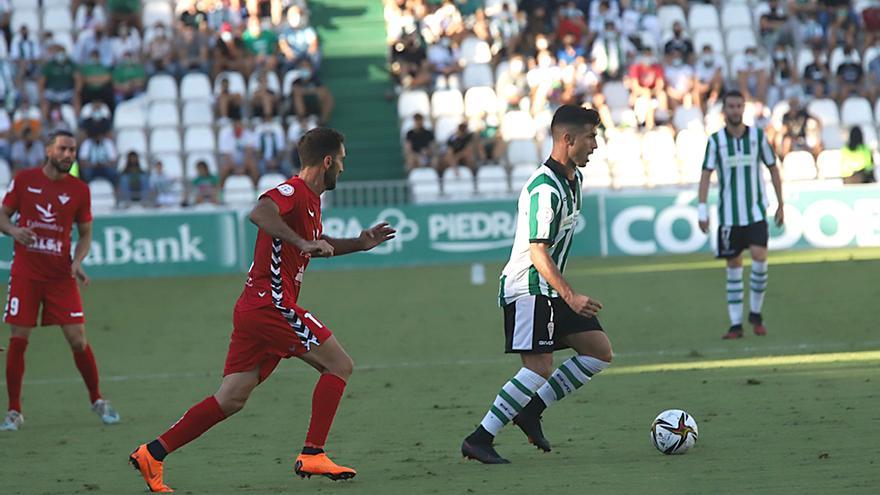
left=650, top=409, right=699, bottom=455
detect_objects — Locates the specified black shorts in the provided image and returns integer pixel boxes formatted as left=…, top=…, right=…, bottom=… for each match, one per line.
left=716, top=221, right=769, bottom=258
left=503, top=295, right=604, bottom=354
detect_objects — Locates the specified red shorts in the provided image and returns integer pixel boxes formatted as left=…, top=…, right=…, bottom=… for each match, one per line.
left=224, top=304, right=333, bottom=382
left=3, top=276, right=85, bottom=327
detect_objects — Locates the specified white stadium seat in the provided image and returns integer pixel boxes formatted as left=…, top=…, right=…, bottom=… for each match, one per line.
left=796, top=48, right=814, bottom=75
left=182, top=101, right=213, bottom=127
left=441, top=167, right=475, bottom=200
left=11, top=9, right=39, bottom=33
left=582, top=159, right=612, bottom=189
left=150, top=128, right=182, bottom=155
left=433, top=116, right=462, bottom=145
left=782, top=151, right=817, bottom=181
left=89, top=179, right=116, bottom=211
left=841, top=97, right=873, bottom=126
left=143, top=0, right=174, bottom=28
left=431, top=89, right=465, bottom=119
left=116, top=129, right=147, bottom=155
left=475, top=165, right=509, bottom=196
left=184, top=126, right=216, bottom=153
left=186, top=153, right=218, bottom=177
left=646, top=160, right=681, bottom=187
left=408, top=167, right=441, bottom=204
left=152, top=153, right=184, bottom=179
left=462, top=63, right=494, bottom=90
left=816, top=150, right=842, bottom=179
left=657, top=5, right=686, bottom=33
left=506, top=138, right=539, bottom=166
left=641, top=129, right=676, bottom=164
left=829, top=46, right=860, bottom=74
left=43, top=7, right=73, bottom=32
left=510, top=163, right=536, bottom=192
left=222, top=176, right=256, bottom=206
left=693, top=29, right=724, bottom=54
left=0, top=158, right=11, bottom=187
left=821, top=125, right=844, bottom=150
left=808, top=98, right=841, bottom=127
left=688, top=4, right=720, bottom=31
left=214, top=71, right=247, bottom=96
left=180, top=73, right=212, bottom=101
left=247, top=71, right=281, bottom=96
left=721, top=3, right=752, bottom=30
left=397, top=90, right=431, bottom=120
left=673, top=106, right=704, bottom=132
left=603, top=81, right=629, bottom=110
left=464, top=86, right=498, bottom=118
left=460, top=37, right=492, bottom=65
left=114, top=101, right=147, bottom=129
left=501, top=111, right=536, bottom=140
left=857, top=124, right=879, bottom=150
left=50, top=31, right=74, bottom=56
left=725, top=28, right=757, bottom=56
left=257, top=173, right=287, bottom=194
left=611, top=160, right=647, bottom=188
left=146, top=75, right=178, bottom=102
left=676, top=129, right=709, bottom=171
left=147, top=101, right=180, bottom=128
left=605, top=130, right=642, bottom=165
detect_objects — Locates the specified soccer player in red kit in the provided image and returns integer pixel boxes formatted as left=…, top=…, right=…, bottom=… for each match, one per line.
left=0, top=130, right=119, bottom=431
left=129, top=128, right=396, bottom=492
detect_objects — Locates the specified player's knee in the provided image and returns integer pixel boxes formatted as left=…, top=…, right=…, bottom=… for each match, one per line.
left=218, top=394, right=249, bottom=416
left=597, top=349, right=614, bottom=364
left=67, top=336, right=88, bottom=352
left=330, top=355, right=354, bottom=380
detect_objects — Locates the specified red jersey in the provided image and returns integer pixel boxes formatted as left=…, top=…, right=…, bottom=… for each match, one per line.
left=2, top=167, right=92, bottom=280
left=236, top=176, right=321, bottom=312
left=628, top=62, right=665, bottom=90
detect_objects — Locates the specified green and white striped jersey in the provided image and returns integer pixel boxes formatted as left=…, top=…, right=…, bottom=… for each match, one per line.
left=702, top=126, right=777, bottom=227
left=499, top=159, right=582, bottom=306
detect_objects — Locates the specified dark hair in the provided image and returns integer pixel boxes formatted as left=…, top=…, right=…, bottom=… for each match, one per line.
left=551, top=105, right=600, bottom=136
left=298, top=127, right=345, bottom=168
left=47, top=129, right=75, bottom=147
left=848, top=126, right=864, bottom=149
left=722, top=90, right=745, bottom=104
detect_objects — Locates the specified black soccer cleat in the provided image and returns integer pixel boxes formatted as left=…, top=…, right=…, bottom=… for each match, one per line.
left=461, top=439, right=510, bottom=464
left=513, top=412, right=552, bottom=452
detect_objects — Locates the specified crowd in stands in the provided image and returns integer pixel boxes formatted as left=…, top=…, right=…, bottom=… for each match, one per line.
left=0, top=0, right=333, bottom=209
left=388, top=0, right=879, bottom=199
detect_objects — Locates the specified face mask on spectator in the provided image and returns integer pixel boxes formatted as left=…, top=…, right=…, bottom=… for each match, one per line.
left=672, top=57, right=683, bottom=67
left=536, top=37, right=549, bottom=51
left=774, top=50, right=786, bottom=61
left=562, top=7, right=579, bottom=18
left=54, top=51, right=67, bottom=62
left=157, top=27, right=167, bottom=37
left=221, top=31, right=232, bottom=42
left=537, top=53, right=553, bottom=68
left=510, top=58, right=525, bottom=73
left=701, top=54, right=714, bottom=66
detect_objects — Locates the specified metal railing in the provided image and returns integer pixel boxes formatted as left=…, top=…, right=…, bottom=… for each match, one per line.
left=322, top=179, right=411, bottom=208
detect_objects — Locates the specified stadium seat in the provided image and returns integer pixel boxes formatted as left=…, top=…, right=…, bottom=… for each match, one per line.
left=146, top=75, right=178, bottom=102
left=688, top=4, right=719, bottom=31
left=657, top=5, right=686, bottom=33
left=43, top=7, right=73, bottom=32
left=222, top=176, right=256, bottom=206
left=857, top=124, right=879, bottom=150
left=829, top=46, right=860, bottom=74
left=431, top=89, right=465, bottom=119
left=693, top=29, right=724, bottom=55
left=11, top=8, right=39, bottom=33
left=770, top=100, right=791, bottom=128
left=506, top=139, right=539, bottom=166
left=582, top=159, right=612, bottom=189
left=816, top=150, right=842, bottom=179
left=676, top=129, right=709, bottom=171
left=281, top=69, right=309, bottom=95
left=182, top=101, right=213, bottom=127
left=863, top=46, right=880, bottom=73
left=152, top=153, right=184, bottom=178
left=603, top=81, right=629, bottom=110
left=721, top=3, right=752, bottom=30
left=821, top=125, right=844, bottom=149
left=441, top=167, right=475, bottom=200
left=673, top=106, right=704, bottom=132
left=475, top=165, right=509, bottom=196
left=611, top=161, right=647, bottom=188
left=796, top=48, right=814, bottom=75
left=150, top=128, right=182, bottom=155
left=147, top=101, right=180, bottom=128
left=433, top=116, right=462, bottom=145
left=841, top=97, right=873, bottom=126
left=646, top=160, right=681, bottom=187
left=725, top=28, right=757, bottom=56
left=501, top=111, right=537, bottom=140
left=460, top=37, right=492, bottom=65
left=464, top=87, right=498, bottom=118
left=113, top=101, right=147, bottom=129
left=248, top=71, right=281, bottom=96
left=510, top=163, right=536, bottom=192
left=143, top=0, right=174, bottom=28
left=51, top=31, right=74, bottom=56
left=184, top=126, right=216, bottom=153
left=43, top=0, right=72, bottom=7
left=642, top=129, right=677, bottom=164
left=180, top=73, right=212, bottom=101
left=808, top=98, right=841, bottom=127
left=116, top=129, right=147, bottom=156
left=186, top=153, right=218, bottom=177
left=397, top=90, right=431, bottom=120
left=89, top=179, right=116, bottom=211
left=462, top=63, right=494, bottom=90
left=782, top=151, right=817, bottom=180
left=0, top=158, right=10, bottom=187
left=257, top=173, right=287, bottom=194
left=60, top=104, right=78, bottom=131
left=408, top=168, right=441, bottom=204
left=483, top=0, right=517, bottom=17
left=605, top=130, right=642, bottom=165
left=214, top=71, right=247, bottom=96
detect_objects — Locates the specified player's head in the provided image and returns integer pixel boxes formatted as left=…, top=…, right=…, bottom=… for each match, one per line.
left=45, top=130, right=77, bottom=174
left=298, top=127, right=346, bottom=190
left=550, top=105, right=600, bottom=167
left=722, top=90, right=745, bottom=126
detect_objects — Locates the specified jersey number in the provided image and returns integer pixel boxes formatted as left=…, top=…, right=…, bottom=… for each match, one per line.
left=8, top=297, right=19, bottom=316
left=303, top=312, right=323, bottom=328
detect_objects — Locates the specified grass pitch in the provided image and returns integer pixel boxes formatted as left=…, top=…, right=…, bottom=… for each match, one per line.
left=1, top=248, right=878, bottom=494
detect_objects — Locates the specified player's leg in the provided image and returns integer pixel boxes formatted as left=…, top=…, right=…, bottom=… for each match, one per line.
left=2, top=276, right=40, bottom=431
left=59, top=323, right=118, bottom=423
left=748, top=242, right=769, bottom=336
left=724, top=254, right=746, bottom=338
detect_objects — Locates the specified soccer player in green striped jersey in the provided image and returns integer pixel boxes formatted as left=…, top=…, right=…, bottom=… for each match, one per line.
left=461, top=105, right=614, bottom=464
left=698, top=90, right=784, bottom=340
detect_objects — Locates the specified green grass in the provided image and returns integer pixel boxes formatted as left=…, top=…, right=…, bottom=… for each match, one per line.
left=0, top=249, right=878, bottom=494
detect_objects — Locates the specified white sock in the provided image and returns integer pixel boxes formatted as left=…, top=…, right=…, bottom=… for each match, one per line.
left=727, top=267, right=744, bottom=326
left=479, top=367, right=546, bottom=436
left=536, top=356, right=609, bottom=407
left=750, top=260, right=768, bottom=315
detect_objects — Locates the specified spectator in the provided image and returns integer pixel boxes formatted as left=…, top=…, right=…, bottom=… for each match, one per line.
left=285, top=116, right=317, bottom=170
left=9, top=127, right=44, bottom=170
left=215, top=76, right=244, bottom=121
left=588, top=0, right=620, bottom=36
left=207, top=0, right=244, bottom=32
left=443, top=122, right=483, bottom=173
left=76, top=0, right=108, bottom=32
left=178, top=22, right=211, bottom=75
left=768, top=43, right=799, bottom=108
left=112, top=50, right=146, bottom=103
left=626, top=46, right=667, bottom=129
left=835, top=43, right=864, bottom=102
left=526, top=49, right=563, bottom=114
left=389, top=30, right=432, bottom=91
left=557, top=34, right=585, bottom=66
left=664, top=49, right=696, bottom=111
left=74, top=25, right=115, bottom=67
left=79, top=100, right=113, bottom=137
left=0, top=108, right=10, bottom=160
left=213, top=23, right=249, bottom=78
left=694, top=44, right=724, bottom=111
left=840, top=126, right=876, bottom=184
left=404, top=113, right=437, bottom=171
left=247, top=0, right=284, bottom=26
left=620, top=0, right=658, bottom=48
left=45, top=102, right=74, bottom=134
left=179, top=0, right=209, bottom=30
left=117, top=151, right=150, bottom=205
left=149, top=160, right=180, bottom=207
left=427, top=36, right=462, bottom=90
left=556, top=1, right=588, bottom=45
left=759, top=0, right=793, bottom=53
left=591, top=19, right=635, bottom=81
left=279, top=5, right=320, bottom=72
left=250, top=71, right=279, bottom=119
left=0, top=53, right=15, bottom=110
left=12, top=93, right=41, bottom=137
left=664, top=22, right=694, bottom=62
left=145, top=23, right=175, bottom=76
left=867, top=39, right=880, bottom=101
left=253, top=115, right=289, bottom=177
left=110, top=21, right=142, bottom=62
left=488, top=2, right=521, bottom=56
left=218, top=118, right=259, bottom=184
left=106, top=0, right=142, bottom=33
left=474, top=111, right=505, bottom=164
left=803, top=44, right=831, bottom=98
left=39, top=44, right=77, bottom=119
left=78, top=131, right=119, bottom=183
left=76, top=49, right=115, bottom=110
left=289, top=59, right=335, bottom=125
left=735, top=46, right=770, bottom=103
left=191, top=160, right=220, bottom=205
left=779, top=95, right=821, bottom=158
left=242, top=17, right=279, bottom=73
left=9, top=25, right=40, bottom=85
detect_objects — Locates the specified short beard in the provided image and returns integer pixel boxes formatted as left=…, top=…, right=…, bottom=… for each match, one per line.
left=324, top=168, right=338, bottom=190
left=727, top=116, right=743, bottom=127
left=50, top=157, right=72, bottom=174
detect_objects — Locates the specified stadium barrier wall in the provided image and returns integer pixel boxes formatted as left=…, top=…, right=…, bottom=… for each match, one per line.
left=0, top=184, right=877, bottom=279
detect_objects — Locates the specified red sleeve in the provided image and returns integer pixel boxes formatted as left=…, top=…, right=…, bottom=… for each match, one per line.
left=2, top=176, right=21, bottom=212
left=259, top=182, right=299, bottom=216
left=76, top=183, right=93, bottom=224
left=627, top=64, right=640, bottom=80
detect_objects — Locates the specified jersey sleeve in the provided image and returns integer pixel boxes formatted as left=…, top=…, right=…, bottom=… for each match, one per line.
left=2, top=177, right=20, bottom=212
left=260, top=182, right=299, bottom=216
left=76, top=183, right=93, bottom=224
left=701, top=134, right=718, bottom=171
left=528, top=184, right=561, bottom=243
left=758, top=129, right=777, bottom=167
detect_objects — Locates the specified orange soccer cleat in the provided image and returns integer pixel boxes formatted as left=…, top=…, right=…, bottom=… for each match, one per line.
left=294, top=452, right=357, bottom=481
left=129, top=444, right=174, bottom=493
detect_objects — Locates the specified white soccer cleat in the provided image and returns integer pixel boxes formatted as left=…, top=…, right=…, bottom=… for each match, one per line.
left=0, top=410, right=24, bottom=431
left=92, top=399, right=120, bottom=425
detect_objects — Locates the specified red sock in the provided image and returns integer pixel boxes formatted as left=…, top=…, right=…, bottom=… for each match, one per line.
left=73, top=345, right=102, bottom=403
left=158, top=396, right=227, bottom=454
left=304, top=373, right=347, bottom=449
left=6, top=337, right=28, bottom=412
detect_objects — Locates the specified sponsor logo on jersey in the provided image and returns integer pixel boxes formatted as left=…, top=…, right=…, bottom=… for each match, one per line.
left=29, top=236, right=64, bottom=255
left=257, top=291, right=267, bottom=297
left=36, top=203, right=57, bottom=223
left=308, top=209, right=315, bottom=217
left=59, top=193, right=70, bottom=205
left=277, top=184, right=294, bottom=196
left=70, top=312, right=83, bottom=317
left=27, top=187, right=43, bottom=194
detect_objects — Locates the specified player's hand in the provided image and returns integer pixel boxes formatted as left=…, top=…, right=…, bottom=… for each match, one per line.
left=774, top=204, right=785, bottom=227
left=72, top=261, right=90, bottom=288
left=300, top=239, right=334, bottom=257
left=359, top=222, right=396, bottom=251
left=11, top=227, right=36, bottom=246
left=565, top=293, right=603, bottom=318
left=698, top=220, right=709, bottom=234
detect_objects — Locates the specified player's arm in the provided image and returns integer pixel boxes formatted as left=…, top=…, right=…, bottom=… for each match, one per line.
left=529, top=243, right=602, bottom=317
left=321, top=222, right=396, bottom=256
left=760, top=131, right=784, bottom=227
left=697, top=137, right=717, bottom=233
left=72, top=221, right=92, bottom=286
left=0, top=205, right=36, bottom=246
left=248, top=196, right=334, bottom=257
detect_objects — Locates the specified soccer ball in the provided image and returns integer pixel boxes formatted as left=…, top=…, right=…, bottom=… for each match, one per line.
left=650, top=409, right=699, bottom=455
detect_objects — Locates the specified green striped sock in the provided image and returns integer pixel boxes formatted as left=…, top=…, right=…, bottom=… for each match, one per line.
left=536, top=356, right=609, bottom=407
left=749, top=260, right=768, bottom=314
left=726, top=267, right=744, bottom=326
left=479, top=368, right=546, bottom=436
